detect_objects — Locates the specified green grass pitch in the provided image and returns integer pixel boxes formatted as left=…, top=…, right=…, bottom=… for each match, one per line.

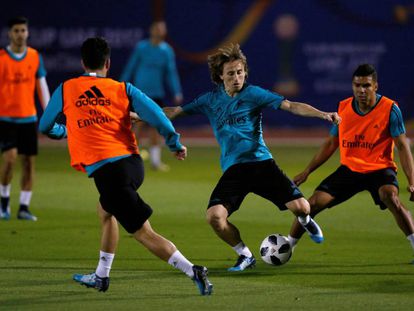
left=0, top=143, right=413, bottom=310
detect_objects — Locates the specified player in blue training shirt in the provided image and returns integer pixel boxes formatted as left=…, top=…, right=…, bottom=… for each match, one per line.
left=121, top=21, right=183, bottom=171
left=164, top=43, right=341, bottom=271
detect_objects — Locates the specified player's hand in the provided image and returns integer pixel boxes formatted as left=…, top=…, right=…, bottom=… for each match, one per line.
left=163, top=106, right=183, bottom=120
left=173, top=145, right=187, bottom=160
left=407, top=185, right=414, bottom=201
left=173, top=94, right=183, bottom=105
left=293, top=170, right=309, bottom=186
left=130, top=112, right=142, bottom=124
left=323, top=112, right=341, bottom=125
left=163, top=107, right=174, bottom=118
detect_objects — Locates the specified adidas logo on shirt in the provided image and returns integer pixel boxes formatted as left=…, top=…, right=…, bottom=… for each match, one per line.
left=75, top=86, right=111, bottom=107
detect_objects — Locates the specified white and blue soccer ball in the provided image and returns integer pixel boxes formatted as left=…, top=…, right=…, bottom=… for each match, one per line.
left=260, top=233, right=292, bottom=266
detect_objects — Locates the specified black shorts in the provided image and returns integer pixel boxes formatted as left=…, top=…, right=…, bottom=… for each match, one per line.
left=316, top=165, right=399, bottom=210
left=92, top=155, right=153, bottom=233
left=0, top=121, right=38, bottom=155
left=208, top=159, right=303, bottom=216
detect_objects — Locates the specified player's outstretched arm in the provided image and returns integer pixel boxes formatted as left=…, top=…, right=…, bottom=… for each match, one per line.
left=294, top=135, right=339, bottom=186
left=280, top=100, right=341, bottom=125
left=394, top=134, right=414, bottom=201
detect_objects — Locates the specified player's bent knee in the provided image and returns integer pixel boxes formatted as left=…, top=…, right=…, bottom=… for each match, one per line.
left=379, top=188, right=400, bottom=208
left=308, top=196, right=318, bottom=208
left=310, top=191, right=334, bottom=212
left=206, top=212, right=222, bottom=226
left=206, top=205, right=227, bottom=230
left=3, top=154, right=17, bottom=167
left=286, top=198, right=310, bottom=215
left=99, top=212, right=113, bottom=223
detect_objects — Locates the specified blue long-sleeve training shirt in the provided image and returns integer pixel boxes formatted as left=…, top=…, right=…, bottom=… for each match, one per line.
left=120, top=39, right=182, bottom=99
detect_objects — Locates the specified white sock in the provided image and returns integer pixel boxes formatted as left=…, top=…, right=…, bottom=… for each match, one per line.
left=407, top=233, right=414, bottom=251
left=149, top=146, right=161, bottom=167
left=0, top=184, right=11, bottom=197
left=232, top=242, right=253, bottom=257
left=167, top=250, right=194, bottom=278
left=20, top=191, right=32, bottom=206
left=297, top=215, right=310, bottom=226
left=287, top=235, right=298, bottom=247
left=95, top=251, right=115, bottom=278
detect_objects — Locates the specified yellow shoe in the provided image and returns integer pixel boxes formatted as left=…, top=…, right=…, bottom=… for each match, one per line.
left=152, top=163, right=170, bottom=172
left=140, top=149, right=149, bottom=161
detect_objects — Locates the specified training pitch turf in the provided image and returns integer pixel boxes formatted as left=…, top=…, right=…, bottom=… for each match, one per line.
left=0, top=143, right=413, bottom=311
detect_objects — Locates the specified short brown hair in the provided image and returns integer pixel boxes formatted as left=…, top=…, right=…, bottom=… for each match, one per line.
left=81, top=37, right=111, bottom=70
left=8, top=16, right=28, bottom=29
left=207, top=43, right=248, bottom=85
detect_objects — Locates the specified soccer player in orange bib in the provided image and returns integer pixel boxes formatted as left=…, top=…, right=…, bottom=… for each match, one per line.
left=0, top=16, right=50, bottom=221
left=288, top=64, right=414, bottom=263
left=39, top=37, right=213, bottom=295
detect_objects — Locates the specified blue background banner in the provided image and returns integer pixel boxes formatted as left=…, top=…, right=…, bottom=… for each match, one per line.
left=2, top=0, right=413, bottom=128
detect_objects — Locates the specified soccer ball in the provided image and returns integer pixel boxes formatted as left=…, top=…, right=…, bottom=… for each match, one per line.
left=260, top=234, right=292, bottom=266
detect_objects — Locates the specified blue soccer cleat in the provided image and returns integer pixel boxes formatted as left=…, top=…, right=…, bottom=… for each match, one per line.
left=227, top=255, right=256, bottom=272
left=73, top=272, right=109, bottom=292
left=0, top=207, right=11, bottom=220
left=17, top=210, right=37, bottom=221
left=302, top=218, right=324, bottom=243
left=192, top=265, right=213, bottom=296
